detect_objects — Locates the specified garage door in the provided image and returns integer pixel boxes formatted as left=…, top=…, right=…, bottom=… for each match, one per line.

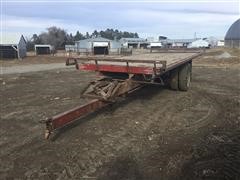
left=93, top=42, right=109, bottom=55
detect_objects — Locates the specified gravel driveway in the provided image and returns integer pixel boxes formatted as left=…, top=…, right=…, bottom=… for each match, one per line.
left=1, top=63, right=73, bottom=75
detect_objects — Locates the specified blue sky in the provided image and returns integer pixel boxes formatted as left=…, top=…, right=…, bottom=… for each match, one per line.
left=1, top=0, right=240, bottom=40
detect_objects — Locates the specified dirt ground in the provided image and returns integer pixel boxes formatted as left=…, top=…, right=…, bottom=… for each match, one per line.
left=0, top=55, right=67, bottom=67
left=0, top=48, right=239, bottom=180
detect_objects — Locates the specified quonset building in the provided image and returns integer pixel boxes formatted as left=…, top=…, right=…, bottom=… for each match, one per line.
left=225, top=19, right=240, bottom=48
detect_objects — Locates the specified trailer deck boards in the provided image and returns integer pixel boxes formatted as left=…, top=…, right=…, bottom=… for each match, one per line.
left=75, top=52, right=201, bottom=75
left=90, top=53, right=195, bottom=65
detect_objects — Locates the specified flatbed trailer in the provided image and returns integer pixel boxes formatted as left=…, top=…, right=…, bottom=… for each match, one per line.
left=44, top=51, right=203, bottom=139
left=74, top=52, right=198, bottom=75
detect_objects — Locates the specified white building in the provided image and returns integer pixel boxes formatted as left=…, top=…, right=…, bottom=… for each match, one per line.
left=147, top=37, right=155, bottom=42
left=119, top=38, right=149, bottom=49
left=35, top=44, right=54, bottom=55
left=0, top=35, right=26, bottom=59
left=217, top=40, right=225, bottom=47
left=150, top=42, right=162, bottom=48
left=188, top=39, right=210, bottom=48
left=160, top=39, right=196, bottom=48
left=65, top=45, right=77, bottom=52
left=75, top=37, right=121, bottom=55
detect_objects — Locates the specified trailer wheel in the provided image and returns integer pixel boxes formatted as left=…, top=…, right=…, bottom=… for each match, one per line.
left=169, top=69, right=179, bottom=90
left=178, top=63, right=191, bottom=91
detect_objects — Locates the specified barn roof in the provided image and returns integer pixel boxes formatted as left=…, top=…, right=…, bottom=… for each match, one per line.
left=160, top=39, right=198, bottom=43
left=225, top=19, right=240, bottom=40
left=76, top=37, right=112, bottom=43
left=120, top=38, right=146, bottom=43
left=0, top=35, right=26, bottom=45
left=34, top=44, right=52, bottom=48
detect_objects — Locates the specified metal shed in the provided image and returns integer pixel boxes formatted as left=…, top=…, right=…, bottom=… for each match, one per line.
left=75, top=37, right=121, bottom=55
left=119, top=38, right=149, bottom=49
left=35, top=44, right=54, bottom=55
left=188, top=39, right=210, bottom=48
left=0, top=35, right=26, bottom=59
left=160, top=39, right=197, bottom=48
left=65, top=45, right=77, bottom=52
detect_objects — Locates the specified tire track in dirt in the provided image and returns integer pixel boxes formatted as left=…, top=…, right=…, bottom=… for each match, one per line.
left=0, top=82, right=223, bottom=179
left=93, top=65, right=240, bottom=180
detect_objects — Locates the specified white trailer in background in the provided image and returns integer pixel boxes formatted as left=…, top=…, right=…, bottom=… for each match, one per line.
left=150, top=42, right=162, bottom=48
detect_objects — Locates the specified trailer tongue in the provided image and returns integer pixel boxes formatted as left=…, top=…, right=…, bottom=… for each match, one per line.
left=44, top=52, right=202, bottom=139
left=44, top=77, right=144, bottom=139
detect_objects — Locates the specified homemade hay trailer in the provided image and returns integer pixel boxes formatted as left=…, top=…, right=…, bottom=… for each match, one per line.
left=43, top=51, right=203, bottom=139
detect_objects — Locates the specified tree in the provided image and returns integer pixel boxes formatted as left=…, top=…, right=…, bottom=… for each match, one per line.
left=25, top=37, right=34, bottom=51
left=85, top=32, right=90, bottom=39
left=66, top=33, right=74, bottom=45
left=74, top=31, right=84, bottom=41
left=32, top=34, right=41, bottom=44
left=38, top=26, right=68, bottom=49
left=26, top=34, right=41, bottom=51
left=27, top=27, right=140, bottom=50
left=92, top=30, right=98, bottom=38
left=134, top=33, right=139, bottom=38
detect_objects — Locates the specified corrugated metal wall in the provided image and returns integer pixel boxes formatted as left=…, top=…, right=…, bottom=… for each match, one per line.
left=225, top=40, right=240, bottom=48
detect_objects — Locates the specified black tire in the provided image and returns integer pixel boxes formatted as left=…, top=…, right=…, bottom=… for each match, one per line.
left=169, top=69, right=179, bottom=90
left=178, top=63, right=191, bottom=91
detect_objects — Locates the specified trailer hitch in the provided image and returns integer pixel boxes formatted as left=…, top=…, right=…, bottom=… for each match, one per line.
left=42, top=78, right=143, bottom=139
left=44, top=118, right=53, bottom=139
left=43, top=99, right=109, bottom=139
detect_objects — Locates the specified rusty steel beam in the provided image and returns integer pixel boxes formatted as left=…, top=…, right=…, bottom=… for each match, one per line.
left=45, top=99, right=109, bottom=139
